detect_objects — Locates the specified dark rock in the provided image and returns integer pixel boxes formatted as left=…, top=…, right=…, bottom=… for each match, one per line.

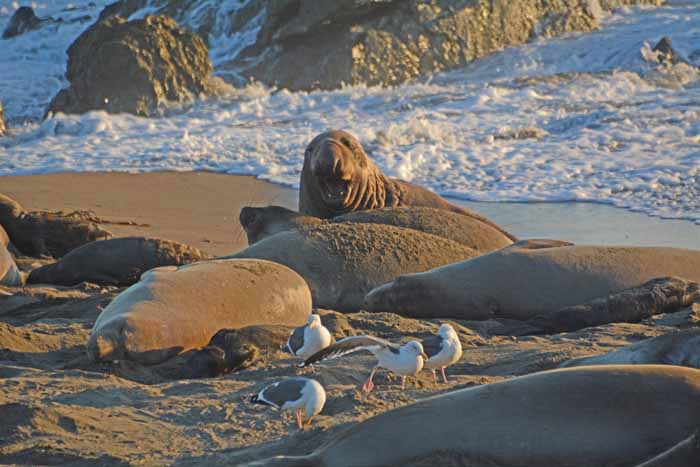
left=47, top=15, right=215, bottom=117
left=223, top=0, right=663, bottom=90
left=652, top=36, right=683, bottom=65
left=2, top=7, right=43, bottom=39
left=97, top=0, right=664, bottom=91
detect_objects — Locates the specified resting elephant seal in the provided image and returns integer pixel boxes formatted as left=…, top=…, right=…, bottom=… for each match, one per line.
left=28, top=237, right=209, bottom=286
left=530, top=276, right=700, bottom=332
left=0, top=193, right=112, bottom=258
left=0, top=243, right=22, bottom=286
left=249, top=365, right=700, bottom=467
left=299, top=130, right=515, bottom=240
left=561, top=328, right=700, bottom=369
left=88, top=259, right=312, bottom=365
left=226, top=223, right=477, bottom=311
left=365, top=243, right=700, bottom=320
left=240, top=205, right=513, bottom=253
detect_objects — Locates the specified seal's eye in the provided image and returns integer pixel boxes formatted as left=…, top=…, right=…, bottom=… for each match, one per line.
left=340, top=137, right=353, bottom=149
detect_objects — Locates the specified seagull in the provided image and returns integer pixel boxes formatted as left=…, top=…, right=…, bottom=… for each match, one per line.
left=302, top=335, right=428, bottom=392
left=286, top=314, right=333, bottom=361
left=422, top=323, right=463, bottom=384
left=250, top=377, right=326, bottom=430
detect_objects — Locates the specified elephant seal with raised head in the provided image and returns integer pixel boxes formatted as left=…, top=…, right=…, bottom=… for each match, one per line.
left=28, top=236, right=209, bottom=286
left=226, top=222, right=477, bottom=312
left=299, top=130, right=515, bottom=240
left=365, top=243, right=700, bottom=320
left=249, top=365, right=700, bottom=467
left=239, top=205, right=513, bottom=253
left=88, top=259, right=312, bottom=365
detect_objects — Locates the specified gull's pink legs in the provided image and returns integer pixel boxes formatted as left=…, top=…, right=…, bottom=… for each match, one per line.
left=362, top=366, right=378, bottom=392
left=441, top=367, right=449, bottom=384
left=296, top=409, right=303, bottom=430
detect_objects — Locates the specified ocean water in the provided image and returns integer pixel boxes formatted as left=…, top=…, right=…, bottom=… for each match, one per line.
left=1, top=1, right=700, bottom=227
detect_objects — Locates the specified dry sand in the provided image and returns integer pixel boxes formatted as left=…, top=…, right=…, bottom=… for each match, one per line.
left=1, top=171, right=699, bottom=466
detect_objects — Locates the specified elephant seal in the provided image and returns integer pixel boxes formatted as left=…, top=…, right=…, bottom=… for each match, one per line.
left=561, top=328, right=700, bottom=369
left=27, top=236, right=209, bottom=286
left=299, top=130, right=515, bottom=240
left=88, top=259, right=312, bottom=365
left=530, top=276, right=700, bottom=332
left=0, top=193, right=112, bottom=258
left=240, top=205, right=513, bottom=253
left=249, top=365, right=700, bottom=467
left=226, top=223, right=477, bottom=311
left=364, top=244, right=700, bottom=320
left=0, top=243, right=22, bottom=287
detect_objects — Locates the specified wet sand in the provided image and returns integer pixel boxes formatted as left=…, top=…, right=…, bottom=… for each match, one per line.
left=3, top=171, right=697, bottom=254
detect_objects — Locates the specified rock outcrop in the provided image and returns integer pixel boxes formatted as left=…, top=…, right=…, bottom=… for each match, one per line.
left=2, top=6, right=43, bottom=39
left=99, top=0, right=664, bottom=91
left=47, top=14, right=216, bottom=117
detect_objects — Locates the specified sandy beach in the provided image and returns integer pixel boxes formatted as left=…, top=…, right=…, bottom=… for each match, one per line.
left=1, top=171, right=297, bottom=256
left=1, top=171, right=699, bottom=465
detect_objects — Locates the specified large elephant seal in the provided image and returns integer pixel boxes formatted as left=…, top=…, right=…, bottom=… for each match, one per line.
left=240, top=205, right=513, bottom=253
left=28, top=237, right=209, bottom=286
left=299, top=130, right=515, bottom=240
left=250, top=365, right=700, bottom=467
left=0, top=243, right=22, bottom=286
left=88, top=259, right=312, bottom=365
left=226, top=223, right=477, bottom=311
left=0, top=193, right=112, bottom=258
left=365, top=244, right=700, bottom=320
left=561, top=328, right=700, bottom=369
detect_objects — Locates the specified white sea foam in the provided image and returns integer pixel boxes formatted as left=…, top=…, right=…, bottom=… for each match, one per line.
left=0, top=2, right=699, bottom=225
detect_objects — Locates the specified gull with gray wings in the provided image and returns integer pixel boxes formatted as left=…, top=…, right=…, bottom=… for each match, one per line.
left=250, top=377, right=326, bottom=430
left=302, top=335, right=428, bottom=392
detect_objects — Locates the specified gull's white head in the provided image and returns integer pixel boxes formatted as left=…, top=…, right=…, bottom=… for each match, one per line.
left=406, top=340, right=428, bottom=360
left=307, top=313, right=322, bottom=328
left=438, top=323, right=457, bottom=339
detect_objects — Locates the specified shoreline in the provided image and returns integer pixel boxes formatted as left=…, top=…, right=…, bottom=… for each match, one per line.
left=2, top=171, right=699, bottom=253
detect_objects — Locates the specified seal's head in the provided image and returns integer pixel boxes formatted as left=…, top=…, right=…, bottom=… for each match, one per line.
left=239, top=206, right=317, bottom=245
left=301, top=130, right=378, bottom=216
left=239, top=206, right=299, bottom=245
